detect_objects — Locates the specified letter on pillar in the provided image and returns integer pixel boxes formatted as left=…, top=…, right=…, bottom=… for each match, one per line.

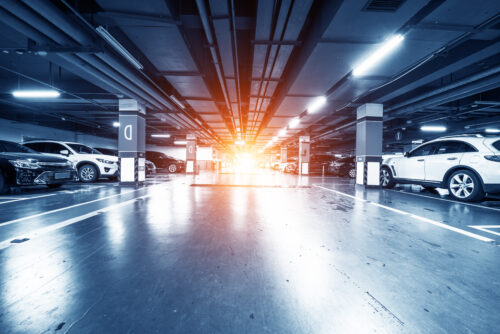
left=299, top=136, right=310, bottom=175
left=118, top=99, right=146, bottom=184
left=355, top=103, right=383, bottom=187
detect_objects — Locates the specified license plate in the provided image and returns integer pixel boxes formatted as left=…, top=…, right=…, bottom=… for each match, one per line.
left=54, top=172, right=71, bottom=180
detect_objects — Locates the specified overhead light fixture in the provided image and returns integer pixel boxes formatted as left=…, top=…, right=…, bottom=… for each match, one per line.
left=485, top=128, right=500, bottom=133
left=352, top=34, right=404, bottom=77
left=289, top=117, right=300, bottom=128
left=96, top=25, right=143, bottom=70
left=112, top=121, right=120, bottom=127
left=174, top=140, right=187, bottom=145
left=307, top=96, right=327, bottom=114
left=170, top=95, right=185, bottom=110
left=420, top=125, right=447, bottom=132
left=235, top=140, right=245, bottom=145
left=278, top=129, right=287, bottom=137
left=12, top=90, right=60, bottom=98
left=272, top=136, right=278, bottom=142
left=151, top=134, right=171, bottom=138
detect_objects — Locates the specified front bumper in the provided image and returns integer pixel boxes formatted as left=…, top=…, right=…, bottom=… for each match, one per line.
left=99, top=164, right=119, bottom=176
left=15, top=168, right=77, bottom=185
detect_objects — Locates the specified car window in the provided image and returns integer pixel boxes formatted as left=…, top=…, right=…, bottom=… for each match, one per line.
left=0, top=141, right=37, bottom=153
left=23, top=142, right=44, bottom=152
left=435, top=141, right=477, bottom=154
left=44, top=143, right=68, bottom=154
left=410, top=143, right=436, bottom=157
left=67, top=143, right=100, bottom=154
left=492, top=140, right=500, bottom=151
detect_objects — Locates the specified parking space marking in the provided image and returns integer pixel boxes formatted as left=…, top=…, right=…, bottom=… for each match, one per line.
left=0, top=193, right=56, bottom=205
left=387, top=189, right=500, bottom=212
left=469, top=225, right=500, bottom=237
left=0, top=183, right=167, bottom=228
left=315, top=185, right=495, bottom=243
left=0, top=194, right=152, bottom=251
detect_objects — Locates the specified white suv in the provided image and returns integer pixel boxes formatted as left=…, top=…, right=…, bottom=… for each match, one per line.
left=380, top=135, right=500, bottom=201
left=22, top=141, right=119, bottom=183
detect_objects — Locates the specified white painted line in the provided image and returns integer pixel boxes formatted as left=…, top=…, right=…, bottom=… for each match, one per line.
left=0, top=183, right=166, bottom=228
left=0, top=194, right=151, bottom=250
left=315, top=185, right=495, bottom=243
left=388, top=189, right=500, bottom=212
left=0, top=193, right=56, bottom=205
left=469, top=225, right=500, bottom=237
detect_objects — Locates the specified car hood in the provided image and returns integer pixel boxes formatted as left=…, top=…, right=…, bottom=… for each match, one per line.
left=78, top=154, right=118, bottom=162
left=0, top=152, right=69, bottom=162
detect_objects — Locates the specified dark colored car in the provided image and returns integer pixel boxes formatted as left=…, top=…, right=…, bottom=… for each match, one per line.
left=0, top=140, right=76, bottom=194
left=308, top=154, right=336, bottom=175
left=95, top=147, right=157, bottom=176
left=146, top=151, right=185, bottom=173
left=329, top=156, right=356, bottom=178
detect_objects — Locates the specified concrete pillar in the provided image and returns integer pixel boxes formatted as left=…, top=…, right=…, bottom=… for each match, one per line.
left=355, top=103, right=383, bottom=187
left=280, top=147, right=287, bottom=164
left=299, top=136, right=310, bottom=175
left=186, top=134, right=197, bottom=174
left=118, top=99, right=146, bottom=185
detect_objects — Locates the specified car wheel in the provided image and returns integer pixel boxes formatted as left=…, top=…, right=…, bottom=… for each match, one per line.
left=0, top=171, right=9, bottom=194
left=348, top=168, right=356, bottom=179
left=448, top=170, right=484, bottom=202
left=168, top=164, right=177, bottom=173
left=380, top=167, right=395, bottom=188
left=79, top=164, right=98, bottom=183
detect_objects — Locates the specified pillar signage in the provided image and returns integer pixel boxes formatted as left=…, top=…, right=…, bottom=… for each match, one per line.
left=356, top=103, right=383, bottom=187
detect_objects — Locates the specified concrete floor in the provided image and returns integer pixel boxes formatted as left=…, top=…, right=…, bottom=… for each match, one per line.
left=0, top=172, right=499, bottom=333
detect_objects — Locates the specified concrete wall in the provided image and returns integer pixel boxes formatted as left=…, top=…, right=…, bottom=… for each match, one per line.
left=0, top=119, right=116, bottom=148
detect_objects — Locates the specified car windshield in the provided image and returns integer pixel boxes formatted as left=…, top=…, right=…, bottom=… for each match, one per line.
left=0, top=141, right=37, bottom=153
left=67, top=143, right=101, bottom=154
left=493, top=140, right=500, bottom=151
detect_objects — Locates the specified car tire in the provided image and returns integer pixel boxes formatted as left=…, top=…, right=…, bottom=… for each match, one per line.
left=447, top=170, right=484, bottom=202
left=380, top=167, right=395, bottom=189
left=78, top=164, right=98, bottom=183
left=0, top=170, right=9, bottom=194
left=348, top=168, right=356, bottom=179
left=168, top=164, right=177, bottom=173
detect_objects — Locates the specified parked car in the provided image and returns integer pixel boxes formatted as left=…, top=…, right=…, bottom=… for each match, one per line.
left=94, top=148, right=156, bottom=176
left=307, top=154, right=336, bottom=175
left=23, top=141, right=118, bottom=183
left=329, top=156, right=356, bottom=178
left=0, top=140, right=76, bottom=194
left=380, top=135, right=500, bottom=201
left=146, top=151, right=185, bottom=173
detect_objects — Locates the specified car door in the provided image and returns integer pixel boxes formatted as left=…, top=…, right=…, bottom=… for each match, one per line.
left=424, top=141, right=473, bottom=182
left=395, top=143, right=437, bottom=180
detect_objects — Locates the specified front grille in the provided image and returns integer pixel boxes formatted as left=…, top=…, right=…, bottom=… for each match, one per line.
left=39, top=162, right=71, bottom=170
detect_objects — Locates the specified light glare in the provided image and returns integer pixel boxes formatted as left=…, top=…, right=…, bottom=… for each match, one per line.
left=485, top=128, right=500, bottom=134
left=307, top=96, right=327, bottom=114
left=352, top=34, right=404, bottom=77
left=421, top=125, right=447, bottom=132
left=13, top=90, right=60, bottom=98
left=289, top=117, right=300, bottom=128
left=151, top=134, right=171, bottom=138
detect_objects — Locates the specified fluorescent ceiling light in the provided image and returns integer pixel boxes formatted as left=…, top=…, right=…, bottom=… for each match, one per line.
left=289, top=117, right=300, bottom=128
left=235, top=140, right=245, bottom=145
left=352, top=34, right=404, bottom=77
left=485, top=128, right=500, bottom=133
left=151, top=134, right=171, bottom=138
left=278, top=129, right=287, bottom=137
left=307, top=96, right=327, bottom=114
left=170, top=95, right=185, bottom=110
left=174, top=140, right=187, bottom=145
left=112, top=121, right=120, bottom=127
left=421, top=125, right=447, bottom=132
left=96, top=25, right=143, bottom=70
left=12, top=90, right=60, bottom=98
left=272, top=136, right=278, bottom=142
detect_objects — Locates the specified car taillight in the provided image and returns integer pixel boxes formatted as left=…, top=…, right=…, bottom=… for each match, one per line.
left=484, top=155, right=500, bottom=162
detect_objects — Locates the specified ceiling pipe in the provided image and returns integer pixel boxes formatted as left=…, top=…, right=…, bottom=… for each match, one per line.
left=229, top=0, right=244, bottom=136
left=195, top=0, right=236, bottom=134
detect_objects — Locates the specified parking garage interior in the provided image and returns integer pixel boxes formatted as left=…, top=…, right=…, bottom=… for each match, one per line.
left=0, top=0, right=500, bottom=333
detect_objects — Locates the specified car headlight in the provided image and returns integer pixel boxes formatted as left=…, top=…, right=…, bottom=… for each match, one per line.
left=9, top=159, right=41, bottom=169
left=96, top=158, right=115, bottom=164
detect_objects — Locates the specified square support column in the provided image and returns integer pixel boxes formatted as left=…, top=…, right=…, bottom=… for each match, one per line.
left=118, top=99, right=146, bottom=185
left=185, top=134, right=197, bottom=174
left=299, top=136, right=310, bottom=175
left=355, top=103, right=383, bottom=187
left=280, top=147, right=287, bottom=164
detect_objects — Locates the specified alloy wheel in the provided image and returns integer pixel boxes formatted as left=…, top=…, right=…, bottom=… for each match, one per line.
left=380, top=169, right=390, bottom=187
left=81, top=167, right=95, bottom=181
left=449, top=173, right=474, bottom=199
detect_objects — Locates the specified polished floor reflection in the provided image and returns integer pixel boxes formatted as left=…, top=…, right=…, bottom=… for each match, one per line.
left=0, top=172, right=499, bottom=333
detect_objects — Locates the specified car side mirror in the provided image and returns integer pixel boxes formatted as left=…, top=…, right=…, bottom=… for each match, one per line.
left=60, top=149, right=70, bottom=156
